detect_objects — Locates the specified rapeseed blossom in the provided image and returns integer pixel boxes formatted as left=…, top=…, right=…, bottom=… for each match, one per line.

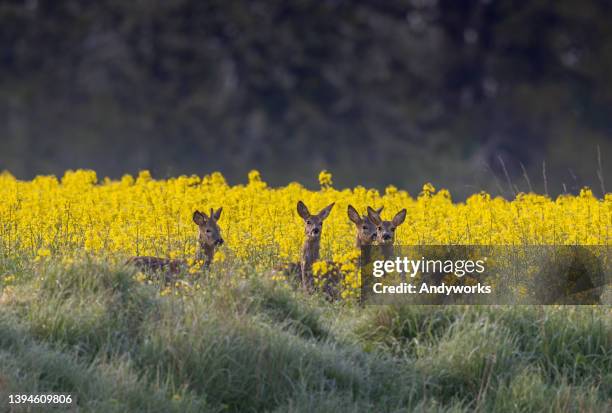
left=0, top=169, right=609, bottom=266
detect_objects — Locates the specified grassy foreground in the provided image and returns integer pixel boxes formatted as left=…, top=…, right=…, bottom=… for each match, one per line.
left=0, top=257, right=610, bottom=412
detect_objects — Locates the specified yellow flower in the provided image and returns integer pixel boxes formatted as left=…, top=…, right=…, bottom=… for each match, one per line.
left=0, top=167, right=608, bottom=301
left=420, top=182, right=436, bottom=197
left=34, top=248, right=52, bottom=262
left=3, top=274, right=16, bottom=284
left=312, top=261, right=328, bottom=275
left=318, top=170, right=333, bottom=189
left=134, top=272, right=147, bottom=283
left=385, top=185, right=398, bottom=196
left=37, top=248, right=51, bottom=257
left=248, top=170, right=262, bottom=183
left=136, top=170, right=152, bottom=184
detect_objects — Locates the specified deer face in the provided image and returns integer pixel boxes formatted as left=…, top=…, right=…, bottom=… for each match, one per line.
left=367, top=207, right=406, bottom=245
left=348, top=205, right=382, bottom=246
left=193, top=208, right=224, bottom=248
left=297, top=201, right=335, bottom=241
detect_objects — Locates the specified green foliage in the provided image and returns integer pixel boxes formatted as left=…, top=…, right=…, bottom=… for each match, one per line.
left=0, top=256, right=610, bottom=412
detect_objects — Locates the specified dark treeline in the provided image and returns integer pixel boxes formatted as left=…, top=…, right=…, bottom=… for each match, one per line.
left=0, top=0, right=610, bottom=198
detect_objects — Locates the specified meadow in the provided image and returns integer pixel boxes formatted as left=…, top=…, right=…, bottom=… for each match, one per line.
left=0, top=169, right=610, bottom=412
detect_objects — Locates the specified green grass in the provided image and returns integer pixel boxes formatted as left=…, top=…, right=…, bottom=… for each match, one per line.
left=0, top=256, right=610, bottom=412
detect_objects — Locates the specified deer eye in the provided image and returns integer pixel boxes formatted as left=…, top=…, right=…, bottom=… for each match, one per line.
left=391, top=227, right=396, bottom=232
left=206, top=229, right=212, bottom=233
left=362, top=225, right=368, bottom=230
left=378, top=226, right=382, bottom=230
left=306, top=220, right=312, bottom=225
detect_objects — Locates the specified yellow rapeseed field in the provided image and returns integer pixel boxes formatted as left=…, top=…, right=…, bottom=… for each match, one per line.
left=0, top=168, right=610, bottom=298
left=0, top=169, right=610, bottom=258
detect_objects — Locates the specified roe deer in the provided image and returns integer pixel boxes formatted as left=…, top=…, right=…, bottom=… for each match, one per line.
left=367, top=206, right=407, bottom=283
left=126, top=208, right=224, bottom=281
left=296, top=200, right=335, bottom=291
left=307, top=205, right=380, bottom=299
left=347, top=205, right=382, bottom=248
left=276, top=204, right=378, bottom=299
left=367, top=206, right=406, bottom=257
left=308, top=205, right=382, bottom=300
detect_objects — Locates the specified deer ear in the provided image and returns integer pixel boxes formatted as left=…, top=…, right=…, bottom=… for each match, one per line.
left=318, top=202, right=335, bottom=220
left=297, top=201, right=311, bottom=220
left=347, top=205, right=361, bottom=224
left=367, top=206, right=382, bottom=226
left=392, top=209, right=407, bottom=227
left=375, top=206, right=384, bottom=215
left=193, top=210, right=208, bottom=225
left=213, top=207, right=223, bottom=221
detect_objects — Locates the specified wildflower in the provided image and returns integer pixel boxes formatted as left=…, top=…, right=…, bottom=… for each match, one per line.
left=35, top=248, right=52, bottom=262
left=420, top=182, right=436, bottom=197
left=134, top=272, right=147, bottom=283
left=0, top=167, right=607, bottom=302
left=318, top=170, right=333, bottom=189
left=248, top=170, right=262, bottom=183
left=3, top=274, right=16, bottom=284
left=312, top=261, right=328, bottom=275
left=214, top=251, right=226, bottom=262
left=385, top=185, right=398, bottom=196
left=136, top=170, right=152, bottom=184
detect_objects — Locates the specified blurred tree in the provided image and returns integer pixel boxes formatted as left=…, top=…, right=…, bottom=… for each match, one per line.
left=0, top=0, right=610, bottom=197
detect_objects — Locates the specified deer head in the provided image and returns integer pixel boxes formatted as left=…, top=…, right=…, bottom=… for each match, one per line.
left=193, top=208, right=224, bottom=250
left=347, top=205, right=383, bottom=247
left=297, top=201, right=335, bottom=241
left=367, top=207, right=406, bottom=245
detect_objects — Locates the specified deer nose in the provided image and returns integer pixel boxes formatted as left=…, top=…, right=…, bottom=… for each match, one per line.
left=215, top=239, right=224, bottom=246
left=382, top=233, right=392, bottom=241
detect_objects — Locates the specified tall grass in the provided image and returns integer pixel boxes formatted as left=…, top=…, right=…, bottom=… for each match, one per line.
left=0, top=256, right=610, bottom=412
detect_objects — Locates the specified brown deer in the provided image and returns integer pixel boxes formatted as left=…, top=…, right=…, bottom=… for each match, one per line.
left=367, top=206, right=406, bottom=257
left=275, top=204, right=379, bottom=298
left=126, top=208, right=224, bottom=281
left=347, top=204, right=383, bottom=248
left=296, top=200, right=335, bottom=291
left=307, top=204, right=382, bottom=299
left=367, top=206, right=407, bottom=284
